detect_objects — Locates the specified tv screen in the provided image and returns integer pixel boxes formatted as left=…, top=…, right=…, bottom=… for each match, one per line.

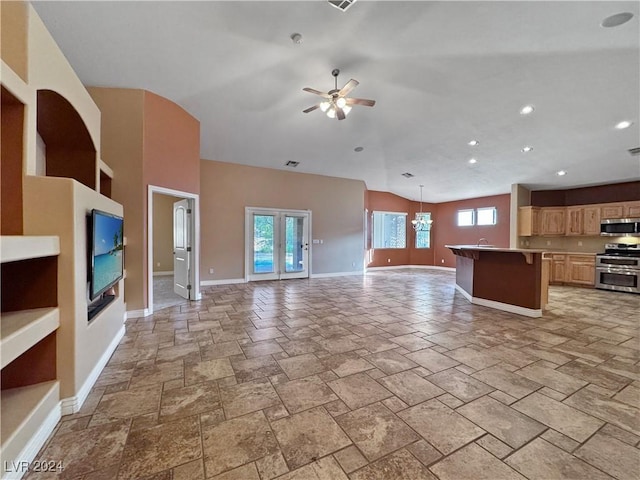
left=90, top=209, right=124, bottom=300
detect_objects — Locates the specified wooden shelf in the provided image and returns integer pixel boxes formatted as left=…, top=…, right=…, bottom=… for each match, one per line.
left=1, top=308, right=59, bottom=369
left=1, top=236, right=59, bottom=263
left=0, top=381, right=59, bottom=467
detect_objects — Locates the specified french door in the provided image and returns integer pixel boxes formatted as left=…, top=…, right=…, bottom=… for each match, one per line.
left=246, top=208, right=310, bottom=281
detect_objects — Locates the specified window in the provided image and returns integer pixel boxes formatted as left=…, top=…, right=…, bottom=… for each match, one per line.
left=415, top=212, right=431, bottom=248
left=457, top=209, right=475, bottom=226
left=373, top=211, right=407, bottom=248
left=477, top=207, right=497, bottom=226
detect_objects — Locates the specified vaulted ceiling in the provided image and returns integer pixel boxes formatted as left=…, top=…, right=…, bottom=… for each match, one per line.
left=33, top=1, right=640, bottom=202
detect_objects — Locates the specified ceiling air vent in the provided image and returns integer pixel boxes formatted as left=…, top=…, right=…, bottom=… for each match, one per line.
left=285, top=161, right=300, bottom=167
left=628, top=147, right=640, bottom=156
left=328, top=0, right=357, bottom=12
left=401, top=172, right=414, bottom=178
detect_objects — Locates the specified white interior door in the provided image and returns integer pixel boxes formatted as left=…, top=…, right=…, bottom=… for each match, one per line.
left=173, top=199, right=191, bottom=299
left=247, top=209, right=310, bottom=281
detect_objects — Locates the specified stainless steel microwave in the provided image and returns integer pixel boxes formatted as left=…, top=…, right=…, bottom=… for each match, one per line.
left=600, top=218, right=640, bottom=236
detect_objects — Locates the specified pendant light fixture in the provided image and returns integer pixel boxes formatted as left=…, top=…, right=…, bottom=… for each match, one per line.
left=411, top=185, right=432, bottom=231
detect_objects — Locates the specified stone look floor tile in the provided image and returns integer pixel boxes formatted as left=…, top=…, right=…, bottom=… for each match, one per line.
left=429, top=443, right=526, bottom=480
left=277, top=353, right=327, bottom=380
left=27, top=420, right=130, bottom=479
left=377, top=370, right=444, bottom=405
left=159, top=382, right=220, bottom=422
left=335, top=403, right=420, bottom=461
left=363, top=349, right=419, bottom=374
left=457, top=396, right=547, bottom=448
left=271, top=406, right=352, bottom=469
left=472, top=365, right=542, bottom=399
left=90, top=384, right=162, bottom=426
left=574, top=433, right=640, bottom=480
left=220, top=377, right=280, bottom=418
left=274, top=375, right=338, bottom=414
left=406, top=349, right=460, bottom=372
left=327, top=372, right=393, bottom=409
left=118, top=416, right=201, bottom=479
left=350, top=449, right=438, bottom=480
left=505, top=438, right=615, bottom=480
left=276, top=456, right=348, bottom=480
left=398, top=399, right=485, bottom=455
left=513, top=392, right=604, bottom=442
left=201, top=410, right=279, bottom=477
left=428, top=368, right=494, bottom=402
left=25, top=273, right=640, bottom=480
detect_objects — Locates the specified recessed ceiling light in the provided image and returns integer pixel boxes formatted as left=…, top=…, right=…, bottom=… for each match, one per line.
left=521, top=146, right=533, bottom=153
left=601, top=12, right=634, bottom=28
left=468, top=158, right=477, bottom=164
left=556, top=170, right=567, bottom=176
left=290, top=33, right=303, bottom=44
left=520, top=105, right=535, bottom=115
left=615, top=120, right=633, bottom=129
left=354, top=146, right=364, bottom=152
left=468, top=140, right=479, bottom=146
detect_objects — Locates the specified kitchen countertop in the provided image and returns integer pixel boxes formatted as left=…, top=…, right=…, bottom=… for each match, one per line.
left=446, top=245, right=547, bottom=253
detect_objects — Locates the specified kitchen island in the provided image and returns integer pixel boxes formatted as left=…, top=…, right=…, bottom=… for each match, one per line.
left=446, top=245, right=548, bottom=318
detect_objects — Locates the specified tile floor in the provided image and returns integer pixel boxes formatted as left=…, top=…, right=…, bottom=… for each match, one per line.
left=27, top=269, right=640, bottom=479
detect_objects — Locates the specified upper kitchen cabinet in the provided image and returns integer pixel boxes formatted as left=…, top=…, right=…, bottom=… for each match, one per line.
left=601, top=204, right=624, bottom=219
left=565, top=207, right=584, bottom=236
left=626, top=201, right=640, bottom=218
left=583, top=206, right=601, bottom=236
left=518, top=206, right=540, bottom=236
left=541, top=208, right=566, bottom=236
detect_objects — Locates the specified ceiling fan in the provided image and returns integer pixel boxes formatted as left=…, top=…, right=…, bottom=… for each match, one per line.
left=303, top=69, right=376, bottom=120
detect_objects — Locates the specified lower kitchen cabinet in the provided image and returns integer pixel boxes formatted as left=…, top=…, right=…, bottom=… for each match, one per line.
left=547, top=253, right=595, bottom=287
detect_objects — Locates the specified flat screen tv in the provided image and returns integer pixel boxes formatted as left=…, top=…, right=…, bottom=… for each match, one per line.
left=89, top=209, right=124, bottom=301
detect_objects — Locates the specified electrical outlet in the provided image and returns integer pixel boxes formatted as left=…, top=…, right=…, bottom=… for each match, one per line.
left=387, top=258, right=391, bottom=263
left=441, top=259, right=445, bottom=264
left=546, top=241, right=551, bottom=246
left=156, top=262, right=160, bottom=267
left=209, top=268, right=214, bottom=274
left=352, top=261, right=356, bottom=267
left=578, top=241, right=583, bottom=246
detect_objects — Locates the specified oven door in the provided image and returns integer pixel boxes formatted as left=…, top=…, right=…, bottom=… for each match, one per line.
left=595, top=267, right=639, bottom=294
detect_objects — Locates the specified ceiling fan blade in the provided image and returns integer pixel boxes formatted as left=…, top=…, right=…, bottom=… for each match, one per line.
left=336, top=107, right=346, bottom=120
left=346, top=98, right=376, bottom=107
left=339, top=79, right=359, bottom=97
left=303, top=87, right=331, bottom=99
left=303, top=104, right=320, bottom=113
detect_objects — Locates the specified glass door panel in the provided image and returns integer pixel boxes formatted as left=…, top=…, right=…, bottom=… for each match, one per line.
left=284, top=216, right=306, bottom=273
left=253, top=214, right=275, bottom=274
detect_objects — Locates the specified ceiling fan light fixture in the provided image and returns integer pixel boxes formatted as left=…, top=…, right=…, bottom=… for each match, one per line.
left=336, top=97, right=347, bottom=108
left=326, top=107, right=337, bottom=119
left=342, top=105, right=352, bottom=116
left=320, top=101, right=331, bottom=112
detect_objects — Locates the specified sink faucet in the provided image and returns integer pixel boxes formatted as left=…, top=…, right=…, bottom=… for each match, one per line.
left=477, top=238, right=489, bottom=246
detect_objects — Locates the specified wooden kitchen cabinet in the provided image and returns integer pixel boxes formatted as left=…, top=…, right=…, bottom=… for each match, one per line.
left=541, top=208, right=566, bottom=235
left=550, top=254, right=566, bottom=284
left=566, top=255, right=596, bottom=286
left=583, top=206, right=601, bottom=235
left=518, top=206, right=540, bottom=236
left=601, top=204, right=624, bottom=219
left=565, top=207, right=584, bottom=236
left=625, top=201, right=640, bottom=217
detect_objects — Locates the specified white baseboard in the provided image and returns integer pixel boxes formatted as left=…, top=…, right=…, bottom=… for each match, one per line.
left=126, top=308, right=152, bottom=319
left=310, top=271, right=364, bottom=278
left=455, top=284, right=542, bottom=318
left=2, top=402, right=61, bottom=480
left=366, top=265, right=455, bottom=272
left=153, top=271, right=174, bottom=276
left=60, top=325, right=125, bottom=415
left=200, top=278, right=246, bottom=286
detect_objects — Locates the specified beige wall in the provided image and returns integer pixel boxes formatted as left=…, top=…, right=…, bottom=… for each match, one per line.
left=200, top=160, right=366, bottom=281
left=88, top=88, right=145, bottom=310
left=88, top=88, right=200, bottom=311
left=153, top=193, right=176, bottom=273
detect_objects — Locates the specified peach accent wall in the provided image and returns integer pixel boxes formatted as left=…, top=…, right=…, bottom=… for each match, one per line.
left=200, top=160, right=366, bottom=281
left=433, top=193, right=511, bottom=268
left=88, top=88, right=200, bottom=311
left=365, top=190, right=436, bottom=267
left=153, top=193, right=176, bottom=273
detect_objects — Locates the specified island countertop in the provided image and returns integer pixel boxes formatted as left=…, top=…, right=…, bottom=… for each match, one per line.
left=445, top=245, right=547, bottom=253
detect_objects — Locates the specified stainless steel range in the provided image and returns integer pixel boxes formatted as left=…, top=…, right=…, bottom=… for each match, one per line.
left=596, top=243, right=640, bottom=294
